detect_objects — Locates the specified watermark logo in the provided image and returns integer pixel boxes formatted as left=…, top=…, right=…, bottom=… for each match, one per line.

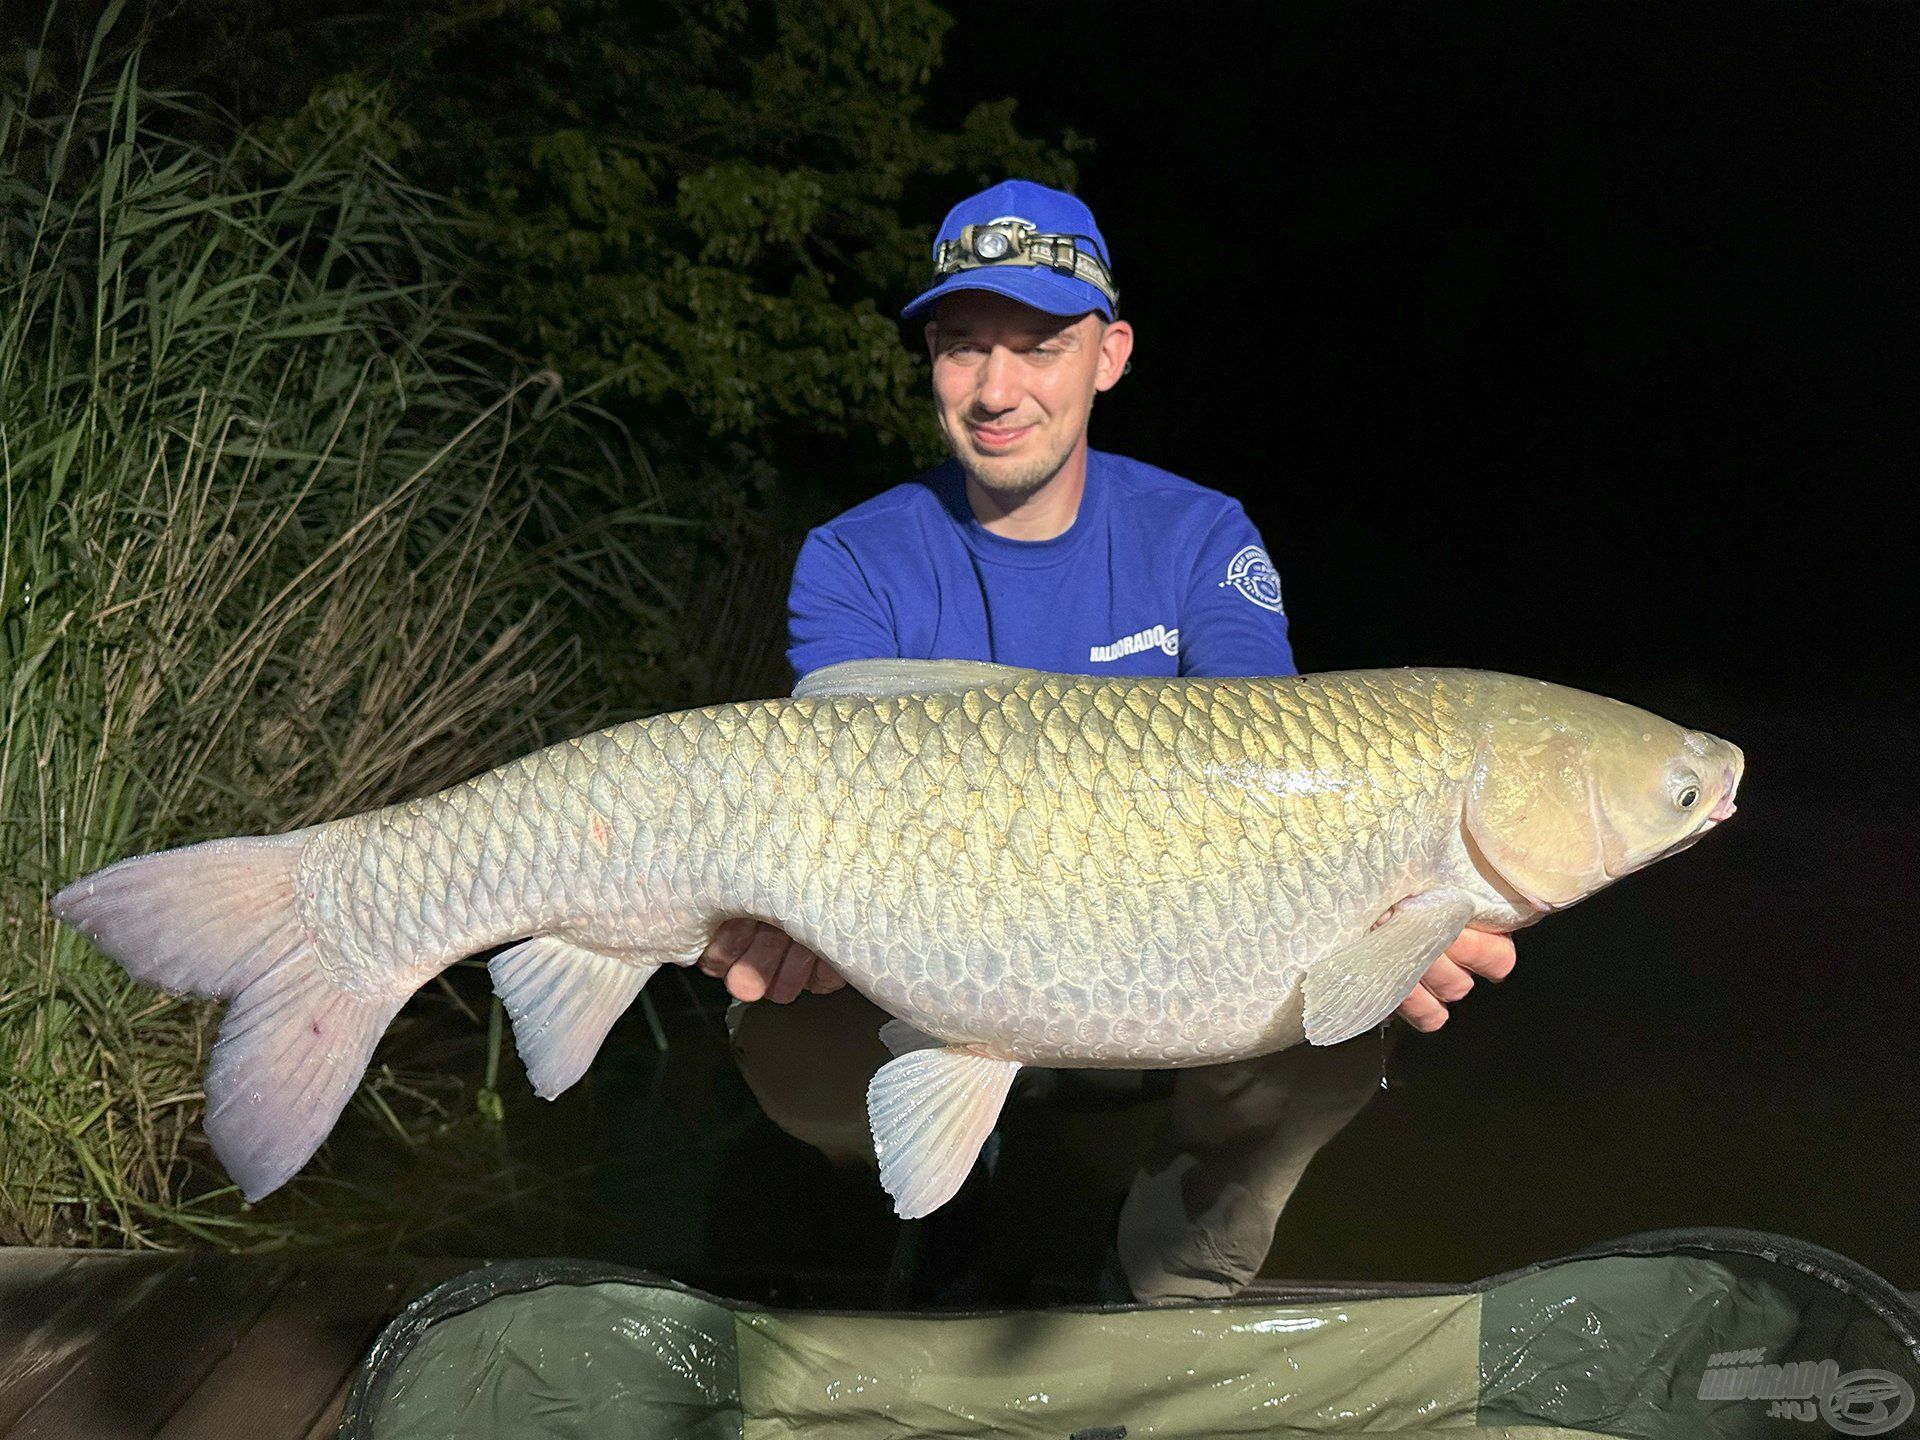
left=1823, top=1373, right=1918, bottom=1436
left=1219, top=545, right=1284, bottom=614
left=1698, top=1349, right=1914, bottom=1435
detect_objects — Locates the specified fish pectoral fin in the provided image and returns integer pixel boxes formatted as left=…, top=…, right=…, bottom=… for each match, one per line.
left=867, top=1046, right=1021, bottom=1219
left=793, top=658, right=1037, bottom=699
left=489, top=936, right=655, bottom=1100
left=1302, top=889, right=1478, bottom=1046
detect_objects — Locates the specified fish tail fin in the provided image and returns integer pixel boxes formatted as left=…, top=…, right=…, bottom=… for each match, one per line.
left=50, top=830, right=404, bottom=1200
left=203, top=955, right=406, bottom=1200
left=50, top=831, right=321, bottom=1000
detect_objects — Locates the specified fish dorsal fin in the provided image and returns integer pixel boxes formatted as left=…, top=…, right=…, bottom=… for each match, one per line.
left=867, top=1046, right=1021, bottom=1218
left=793, top=658, right=1034, bottom=700
left=1302, top=889, right=1477, bottom=1046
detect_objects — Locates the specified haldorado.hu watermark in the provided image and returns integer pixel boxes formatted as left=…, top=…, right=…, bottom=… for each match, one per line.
left=1698, top=1348, right=1914, bottom=1435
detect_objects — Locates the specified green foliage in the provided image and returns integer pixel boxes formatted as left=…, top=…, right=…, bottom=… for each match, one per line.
left=21, top=0, right=1082, bottom=701
left=432, top=2, right=1066, bottom=447
left=179, top=0, right=1080, bottom=514
left=0, top=9, right=665, bottom=1246
left=274, top=0, right=1081, bottom=699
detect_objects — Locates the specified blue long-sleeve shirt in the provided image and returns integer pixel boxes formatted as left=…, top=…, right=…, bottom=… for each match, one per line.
left=787, top=450, right=1294, bottom=682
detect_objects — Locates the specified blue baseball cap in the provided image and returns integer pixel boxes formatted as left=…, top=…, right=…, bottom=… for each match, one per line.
left=901, top=179, right=1118, bottom=323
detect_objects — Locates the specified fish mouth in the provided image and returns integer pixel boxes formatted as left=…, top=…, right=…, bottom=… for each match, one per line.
left=1682, top=734, right=1744, bottom=828
left=1707, top=751, right=1744, bottom=825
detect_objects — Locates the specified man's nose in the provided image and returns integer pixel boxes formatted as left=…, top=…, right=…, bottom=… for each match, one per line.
left=975, top=347, right=1020, bottom=413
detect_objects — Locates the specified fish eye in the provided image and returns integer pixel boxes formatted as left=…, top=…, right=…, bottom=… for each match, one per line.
left=1671, top=769, right=1701, bottom=810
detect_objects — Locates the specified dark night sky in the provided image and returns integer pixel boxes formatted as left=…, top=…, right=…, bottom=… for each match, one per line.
left=933, top=5, right=1914, bottom=712
left=918, top=6, right=1919, bottom=1281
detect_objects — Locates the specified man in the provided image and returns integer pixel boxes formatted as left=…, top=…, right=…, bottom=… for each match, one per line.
left=702, top=180, right=1517, bottom=1301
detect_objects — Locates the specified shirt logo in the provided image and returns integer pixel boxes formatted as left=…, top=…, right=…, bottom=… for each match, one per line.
left=1219, top=545, right=1284, bottom=614
left=1090, top=623, right=1180, bottom=663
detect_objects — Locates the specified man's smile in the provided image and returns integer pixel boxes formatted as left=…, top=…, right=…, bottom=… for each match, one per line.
left=967, top=420, right=1036, bottom=450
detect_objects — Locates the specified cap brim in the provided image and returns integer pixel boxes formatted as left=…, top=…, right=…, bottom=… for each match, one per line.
left=900, top=267, right=1114, bottom=322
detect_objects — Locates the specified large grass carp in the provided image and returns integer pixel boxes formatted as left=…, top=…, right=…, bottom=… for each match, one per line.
left=52, top=661, right=1742, bottom=1217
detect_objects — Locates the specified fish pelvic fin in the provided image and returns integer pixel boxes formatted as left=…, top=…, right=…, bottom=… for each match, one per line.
left=1302, top=888, right=1477, bottom=1046
left=489, top=935, right=655, bottom=1100
left=867, top=1045, right=1020, bottom=1219
left=49, top=830, right=403, bottom=1200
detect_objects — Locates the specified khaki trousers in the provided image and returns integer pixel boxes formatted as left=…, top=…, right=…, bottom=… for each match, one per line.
left=728, top=988, right=1393, bottom=1302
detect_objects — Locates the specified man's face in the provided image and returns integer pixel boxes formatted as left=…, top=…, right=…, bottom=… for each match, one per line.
left=925, top=291, right=1133, bottom=501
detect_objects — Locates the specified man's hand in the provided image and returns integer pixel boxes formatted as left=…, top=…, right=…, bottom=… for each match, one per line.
left=1396, top=929, right=1517, bottom=1032
left=704, top=917, right=1509, bottom=1018
left=700, top=918, right=846, bottom=1003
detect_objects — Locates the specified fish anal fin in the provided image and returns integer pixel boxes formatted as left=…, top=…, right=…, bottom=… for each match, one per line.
left=794, top=658, right=1035, bottom=700
left=1303, top=889, right=1478, bottom=1046
left=489, top=936, right=655, bottom=1100
left=867, top=1046, right=1020, bottom=1219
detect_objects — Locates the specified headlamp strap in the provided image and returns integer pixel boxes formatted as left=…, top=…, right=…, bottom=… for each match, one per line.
left=932, top=223, right=1119, bottom=309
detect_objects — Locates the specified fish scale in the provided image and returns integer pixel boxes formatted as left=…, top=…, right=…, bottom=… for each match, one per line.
left=51, top=660, right=1742, bottom=1213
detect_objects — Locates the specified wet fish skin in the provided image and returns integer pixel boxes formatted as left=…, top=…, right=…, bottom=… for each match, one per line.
left=50, top=662, right=1743, bottom=1213
left=305, top=668, right=1473, bottom=1063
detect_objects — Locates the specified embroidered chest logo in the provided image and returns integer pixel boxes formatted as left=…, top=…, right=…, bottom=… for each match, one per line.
left=1219, top=544, right=1284, bottom=614
left=1090, top=623, right=1180, bottom=663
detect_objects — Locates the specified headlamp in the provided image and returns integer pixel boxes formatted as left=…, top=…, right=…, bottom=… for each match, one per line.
left=931, top=221, right=1119, bottom=310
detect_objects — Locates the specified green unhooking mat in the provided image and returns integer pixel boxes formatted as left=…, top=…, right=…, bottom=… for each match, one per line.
left=340, top=1229, right=1919, bottom=1438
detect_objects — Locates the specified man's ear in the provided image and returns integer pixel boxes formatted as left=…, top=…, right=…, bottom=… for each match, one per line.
left=923, top=320, right=939, bottom=360
left=1094, top=319, right=1134, bottom=391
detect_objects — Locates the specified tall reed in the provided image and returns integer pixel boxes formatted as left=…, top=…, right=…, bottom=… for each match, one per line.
left=0, top=10, right=670, bottom=1247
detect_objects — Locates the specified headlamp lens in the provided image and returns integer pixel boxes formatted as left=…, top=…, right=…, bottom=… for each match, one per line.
left=974, top=229, right=1012, bottom=261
